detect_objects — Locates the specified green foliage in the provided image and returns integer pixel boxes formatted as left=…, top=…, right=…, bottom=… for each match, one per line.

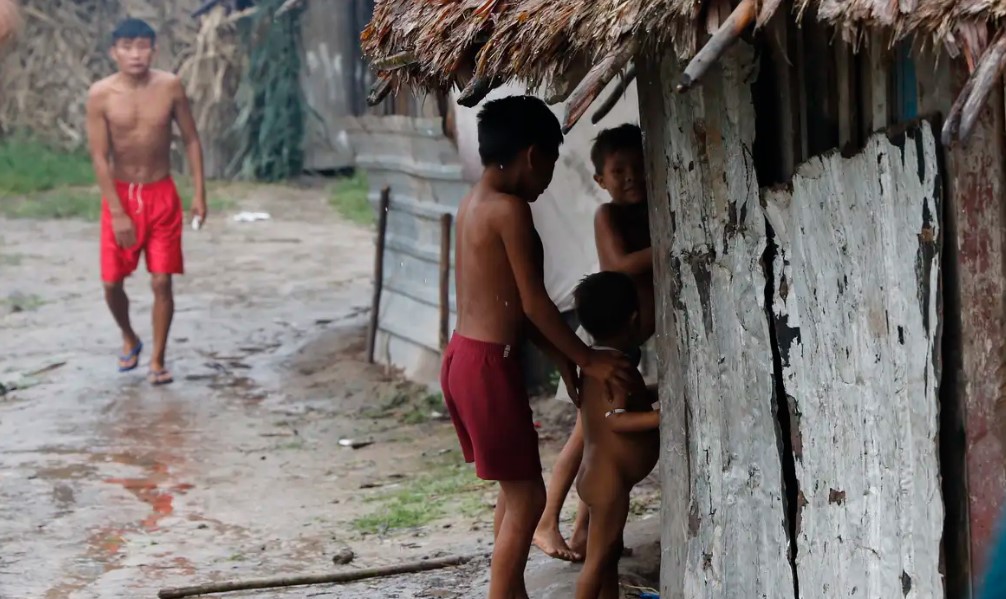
left=0, top=137, right=94, bottom=196
left=233, top=0, right=306, bottom=181
left=329, top=172, right=373, bottom=226
left=352, top=451, right=492, bottom=534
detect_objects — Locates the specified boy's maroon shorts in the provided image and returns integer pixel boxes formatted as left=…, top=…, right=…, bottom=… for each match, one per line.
left=440, top=333, right=541, bottom=481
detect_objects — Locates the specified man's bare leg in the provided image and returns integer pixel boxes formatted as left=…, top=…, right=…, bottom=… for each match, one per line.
left=149, top=274, right=174, bottom=383
left=104, top=281, right=141, bottom=368
left=534, top=413, right=585, bottom=561
left=490, top=479, right=544, bottom=599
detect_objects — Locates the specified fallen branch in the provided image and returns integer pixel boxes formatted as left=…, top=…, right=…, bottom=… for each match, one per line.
left=158, top=553, right=486, bottom=599
left=591, top=64, right=637, bottom=125
left=676, top=0, right=756, bottom=93
left=562, top=41, right=638, bottom=134
left=956, top=29, right=1006, bottom=143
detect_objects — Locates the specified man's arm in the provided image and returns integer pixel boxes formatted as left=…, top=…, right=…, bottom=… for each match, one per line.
left=86, top=85, right=135, bottom=248
left=498, top=197, right=633, bottom=390
left=171, top=76, right=206, bottom=220
left=85, top=87, right=121, bottom=213
left=594, top=206, right=652, bottom=275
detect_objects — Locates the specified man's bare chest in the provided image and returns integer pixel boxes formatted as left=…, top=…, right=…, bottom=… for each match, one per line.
left=105, top=92, right=172, bottom=134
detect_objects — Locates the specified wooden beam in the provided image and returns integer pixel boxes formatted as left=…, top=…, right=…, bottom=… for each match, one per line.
left=367, top=187, right=391, bottom=364
left=590, top=65, right=637, bottom=124
left=370, top=50, right=417, bottom=71
left=456, top=74, right=503, bottom=108
left=676, top=0, right=756, bottom=93
left=562, top=41, right=637, bottom=134
left=957, top=30, right=1006, bottom=143
left=366, top=77, right=394, bottom=107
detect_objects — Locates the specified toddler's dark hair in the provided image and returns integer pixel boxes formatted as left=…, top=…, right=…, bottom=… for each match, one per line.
left=574, top=271, right=639, bottom=341
left=477, top=95, right=563, bottom=166
left=589, top=123, right=642, bottom=174
left=112, top=18, right=156, bottom=44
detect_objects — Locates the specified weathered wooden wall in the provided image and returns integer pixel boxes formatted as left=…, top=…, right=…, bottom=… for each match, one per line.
left=638, top=43, right=795, bottom=599
left=299, top=0, right=364, bottom=171
left=348, top=115, right=468, bottom=385
left=763, top=121, right=944, bottom=597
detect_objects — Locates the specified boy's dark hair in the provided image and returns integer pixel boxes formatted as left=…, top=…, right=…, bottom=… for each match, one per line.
left=112, top=18, right=156, bottom=44
left=574, top=271, right=639, bottom=341
left=476, top=95, right=563, bottom=166
left=589, top=123, right=643, bottom=174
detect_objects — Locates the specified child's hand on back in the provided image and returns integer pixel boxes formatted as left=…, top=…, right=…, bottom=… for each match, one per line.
left=582, top=348, right=634, bottom=397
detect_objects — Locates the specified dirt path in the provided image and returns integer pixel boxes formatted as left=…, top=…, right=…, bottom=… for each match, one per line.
left=0, top=184, right=658, bottom=599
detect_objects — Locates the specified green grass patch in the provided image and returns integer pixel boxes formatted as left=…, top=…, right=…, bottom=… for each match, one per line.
left=352, top=452, right=492, bottom=534
left=0, top=138, right=94, bottom=196
left=328, top=173, right=372, bottom=226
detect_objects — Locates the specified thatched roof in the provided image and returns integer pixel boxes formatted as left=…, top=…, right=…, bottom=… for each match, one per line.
left=361, top=0, right=1003, bottom=141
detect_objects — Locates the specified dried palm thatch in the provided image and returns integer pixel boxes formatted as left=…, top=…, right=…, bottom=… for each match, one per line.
left=363, top=0, right=1006, bottom=140
left=0, top=0, right=203, bottom=146
left=176, top=4, right=247, bottom=176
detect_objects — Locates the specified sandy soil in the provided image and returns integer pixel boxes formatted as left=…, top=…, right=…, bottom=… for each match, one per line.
left=0, top=183, right=659, bottom=599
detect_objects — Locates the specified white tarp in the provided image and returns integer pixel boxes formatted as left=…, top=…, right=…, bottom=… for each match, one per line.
left=452, top=81, right=640, bottom=311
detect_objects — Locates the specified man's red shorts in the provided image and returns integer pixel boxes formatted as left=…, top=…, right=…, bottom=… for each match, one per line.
left=440, top=333, right=541, bottom=481
left=100, top=177, right=184, bottom=283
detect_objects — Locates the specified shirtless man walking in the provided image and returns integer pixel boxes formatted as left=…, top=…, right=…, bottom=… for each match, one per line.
left=85, top=18, right=206, bottom=385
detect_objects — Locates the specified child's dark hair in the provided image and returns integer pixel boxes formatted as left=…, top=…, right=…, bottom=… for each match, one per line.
left=589, top=123, right=642, bottom=174
left=112, top=18, right=156, bottom=44
left=574, top=271, right=639, bottom=341
left=477, top=95, right=563, bottom=166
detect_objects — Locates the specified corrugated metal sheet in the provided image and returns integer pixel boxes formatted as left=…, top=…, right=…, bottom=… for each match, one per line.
left=348, top=115, right=468, bottom=384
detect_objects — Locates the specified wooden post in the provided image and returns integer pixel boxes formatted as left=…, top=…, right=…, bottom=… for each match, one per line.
left=638, top=44, right=794, bottom=599
left=366, top=186, right=390, bottom=364
left=439, top=212, right=453, bottom=351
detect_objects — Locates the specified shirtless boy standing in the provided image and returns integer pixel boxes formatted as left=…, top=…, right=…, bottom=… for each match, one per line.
left=535, top=124, right=653, bottom=561
left=440, top=96, right=634, bottom=599
left=572, top=271, right=659, bottom=599
left=86, top=18, right=206, bottom=385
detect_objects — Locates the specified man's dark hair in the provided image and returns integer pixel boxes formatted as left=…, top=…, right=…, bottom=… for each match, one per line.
left=476, top=95, right=563, bottom=166
left=574, top=271, right=639, bottom=341
left=589, top=123, right=643, bottom=174
left=112, top=18, right=156, bottom=44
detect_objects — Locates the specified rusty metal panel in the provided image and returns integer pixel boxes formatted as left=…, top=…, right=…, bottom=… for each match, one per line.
left=348, top=116, right=468, bottom=384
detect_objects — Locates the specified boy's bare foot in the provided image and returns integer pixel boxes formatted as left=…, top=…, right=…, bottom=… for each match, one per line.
left=533, top=526, right=583, bottom=562
left=569, top=526, right=588, bottom=558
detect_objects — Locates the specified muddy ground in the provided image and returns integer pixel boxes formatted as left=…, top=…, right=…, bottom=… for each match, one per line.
left=0, top=183, right=659, bottom=599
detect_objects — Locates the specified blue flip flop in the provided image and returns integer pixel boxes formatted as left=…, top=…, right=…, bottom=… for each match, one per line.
left=117, top=341, right=143, bottom=372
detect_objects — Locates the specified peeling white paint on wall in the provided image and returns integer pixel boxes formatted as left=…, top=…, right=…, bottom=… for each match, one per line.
left=640, top=43, right=794, bottom=599
left=763, top=122, right=944, bottom=598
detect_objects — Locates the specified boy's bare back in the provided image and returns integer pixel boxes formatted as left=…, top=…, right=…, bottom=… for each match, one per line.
left=454, top=180, right=543, bottom=346
left=87, top=70, right=184, bottom=184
